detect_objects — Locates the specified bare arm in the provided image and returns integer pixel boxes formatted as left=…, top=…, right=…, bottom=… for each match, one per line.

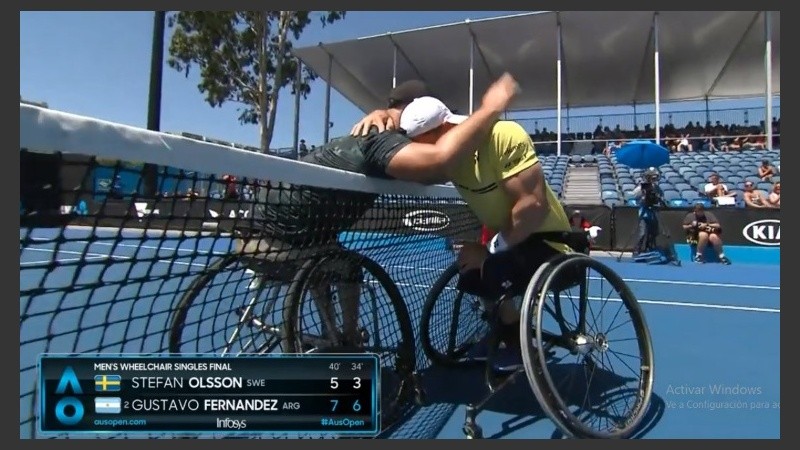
left=744, top=193, right=764, bottom=208
left=385, top=106, right=500, bottom=184
left=498, top=163, right=549, bottom=247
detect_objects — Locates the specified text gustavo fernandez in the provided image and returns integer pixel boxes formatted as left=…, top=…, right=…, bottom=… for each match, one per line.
left=123, top=398, right=282, bottom=412
left=130, top=376, right=244, bottom=389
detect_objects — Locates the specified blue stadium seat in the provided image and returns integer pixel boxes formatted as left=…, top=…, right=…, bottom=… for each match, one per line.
left=757, top=182, right=773, bottom=191
left=688, top=176, right=705, bottom=187
left=602, top=190, right=620, bottom=200
left=745, top=176, right=761, bottom=184
left=626, top=198, right=638, bottom=206
left=663, top=190, right=680, bottom=201
left=621, top=183, right=636, bottom=192
left=692, top=198, right=712, bottom=208
left=681, top=190, right=700, bottom=201
left=604, top=199, right=623, bottom=208
left=669, top=198, right=688, bottom=208
left=726, top=175, right=743, bottom=184
left=772, top=175, right=780, bottom=183
left=674, top=182, right=691, bottom=192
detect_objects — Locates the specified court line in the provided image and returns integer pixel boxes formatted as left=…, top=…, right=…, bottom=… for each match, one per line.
left=21, top=247, right=211, bottom=269
left=386, top=281, right=780, bottom=314
left=23, top=240, right=779, bottom=291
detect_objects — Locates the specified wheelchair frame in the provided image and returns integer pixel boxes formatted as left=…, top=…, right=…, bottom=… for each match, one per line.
left=422, top=250, right=654, bottom=439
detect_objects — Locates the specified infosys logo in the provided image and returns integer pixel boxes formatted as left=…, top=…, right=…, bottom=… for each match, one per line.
left=742, top=219, right=780, bottom=246
left=403, top=210, right=450, bottom=232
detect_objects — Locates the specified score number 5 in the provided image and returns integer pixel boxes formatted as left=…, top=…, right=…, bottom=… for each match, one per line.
left=330, top=377, right=361, bottom=389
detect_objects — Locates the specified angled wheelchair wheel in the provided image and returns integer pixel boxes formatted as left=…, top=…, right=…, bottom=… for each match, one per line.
left=420, top=263, right=490, bottom=367
left=169, top=254, right=286, bottom=355
left=520, top=253, right=655, bottom=439
left=283, top=250, right=418, bottom=431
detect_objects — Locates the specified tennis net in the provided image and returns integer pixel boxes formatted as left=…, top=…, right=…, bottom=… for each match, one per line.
left=19, top=103, right=483, bottom=438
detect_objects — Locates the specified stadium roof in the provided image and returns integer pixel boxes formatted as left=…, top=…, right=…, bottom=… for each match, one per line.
left=293, top=11, right=780, bottom=114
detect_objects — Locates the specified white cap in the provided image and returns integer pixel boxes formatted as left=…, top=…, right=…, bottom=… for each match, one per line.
left=399, top=96, right=469, bottom=138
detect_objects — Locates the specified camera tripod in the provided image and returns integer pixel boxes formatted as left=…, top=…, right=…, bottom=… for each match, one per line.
left=615, top=204, right=681, bottom=266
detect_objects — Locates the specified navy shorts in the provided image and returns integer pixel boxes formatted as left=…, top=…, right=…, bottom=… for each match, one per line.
left=456, top=236, right=563, bottom=300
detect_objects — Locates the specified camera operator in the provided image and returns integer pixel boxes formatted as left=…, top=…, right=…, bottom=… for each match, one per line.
left=630, top=167, right=666, bottom=255
left=682, top=203, right=731, bottom=264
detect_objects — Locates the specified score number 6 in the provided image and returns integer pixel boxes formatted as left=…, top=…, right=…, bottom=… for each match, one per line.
left=330, top=377, right=361, bottom=389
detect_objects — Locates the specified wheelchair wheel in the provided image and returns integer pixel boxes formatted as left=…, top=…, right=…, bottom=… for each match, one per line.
left=420, top=262, right=490, bottom=367
left=169, top=254, right=285, bottom=355
left=283, top=250, right=418, bottom=431
left=520, top=254, right=654, bottom=439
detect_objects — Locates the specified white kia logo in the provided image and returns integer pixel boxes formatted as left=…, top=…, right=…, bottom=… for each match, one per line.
left=742, top=219, right=780, bottom=246
left=403, top=210, right=450, bottom=232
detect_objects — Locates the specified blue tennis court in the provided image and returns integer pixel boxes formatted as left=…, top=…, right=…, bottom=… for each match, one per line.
left=20, top=227, right=779, bottom=439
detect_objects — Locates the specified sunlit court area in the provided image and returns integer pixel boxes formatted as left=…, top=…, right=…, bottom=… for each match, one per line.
left=20, top=11, right=779, bottom=439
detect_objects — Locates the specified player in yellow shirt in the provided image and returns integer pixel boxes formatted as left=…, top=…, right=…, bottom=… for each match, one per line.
left=397, top=96, right=576, bottom=351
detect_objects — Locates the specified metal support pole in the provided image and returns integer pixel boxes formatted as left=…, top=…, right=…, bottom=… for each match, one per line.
left=654, top=13, right=661, bottom=145
left=292, top=59, right=302, bottom=159
left=764, top=11, right=773, bottom=149
left=556, top=21, right=562, bottom=155
left=468, top=20, right=475, bottom=114
left=392, top=45, right=397, bottom=89
left=323, top=53, right=332, bottom=144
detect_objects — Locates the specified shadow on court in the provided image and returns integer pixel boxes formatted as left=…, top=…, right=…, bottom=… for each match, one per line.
left=410, top=362, right=664, bottom=439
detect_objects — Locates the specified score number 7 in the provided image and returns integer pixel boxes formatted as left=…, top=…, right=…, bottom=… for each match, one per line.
left=329, top=377, right=361, bottom=389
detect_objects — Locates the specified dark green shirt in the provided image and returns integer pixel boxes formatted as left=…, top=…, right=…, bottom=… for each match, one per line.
left=255, top=130, right=412, bottom=244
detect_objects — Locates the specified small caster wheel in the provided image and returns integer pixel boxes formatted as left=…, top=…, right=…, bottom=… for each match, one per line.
left=414, top=387, right=427, bottom=406
left=463, top=423, right=483, bottom=439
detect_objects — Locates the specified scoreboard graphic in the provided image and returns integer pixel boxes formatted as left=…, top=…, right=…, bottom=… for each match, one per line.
left=38, top=354, right=379, bottom=435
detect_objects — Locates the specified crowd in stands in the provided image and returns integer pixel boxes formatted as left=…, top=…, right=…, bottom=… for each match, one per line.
left=529, top=118, right=781, bottom=153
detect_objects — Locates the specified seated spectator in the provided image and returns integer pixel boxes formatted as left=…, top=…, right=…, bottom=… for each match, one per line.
left=682, top=203, right=731, bottom=265
left=701, top=135, right=718, bottom=152
left=703, top=174, right=736, bottom=203
left=758, top=159, right=776, bottom=181
left=767, top=182, right=780, bottom=208
left=677, top=134, right=693, bottom=152
left=568, top=210, right=599, bottom=253
left=743, top=135, right=766, bottom=150
left=742, top=181, right=770, bottom=208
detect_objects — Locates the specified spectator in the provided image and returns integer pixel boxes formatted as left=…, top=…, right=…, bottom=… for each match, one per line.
left=568, top=210, right=600, bottom=252
left=758, top=159, right=776, bottom=181
left=221, top=174, right=239, bottom=200
left=677, top=134, right=693, bottom=152
left=742, top=181, right=770, bottom=208
left=682, top=203, right=731, bottom=265
left=703, top=174, right=736, bottom=203
left=298, top=139, right=309, bottom=158
left=767, top=182, right=780, bottom=208
left=701, top=134, right=718, bottom=152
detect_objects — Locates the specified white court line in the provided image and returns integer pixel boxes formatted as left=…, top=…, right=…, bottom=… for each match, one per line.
left=22, top=240, right=779, bottom=293
left=21, top=247, right=211, bottom=269
left=383, top=281, right=780, bottom=314
left=21, top=246, right=778, bottom=314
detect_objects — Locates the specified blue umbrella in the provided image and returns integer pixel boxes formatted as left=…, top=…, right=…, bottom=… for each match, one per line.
left=616, top=141, right=670, bottom=169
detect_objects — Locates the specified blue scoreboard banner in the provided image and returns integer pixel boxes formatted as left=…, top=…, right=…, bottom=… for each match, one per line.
left=38, top=354, right=379, bottom=435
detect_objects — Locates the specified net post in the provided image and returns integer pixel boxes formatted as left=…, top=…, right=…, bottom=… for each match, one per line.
left=556, top=17, right=562, bottom=156
left=653, top=12, right=661, bottom=146
left=764, top=11, right=773, bottom=150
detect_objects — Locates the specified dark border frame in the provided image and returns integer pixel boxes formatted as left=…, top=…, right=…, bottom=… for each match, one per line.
left=16, top=4, right=787, bottom=447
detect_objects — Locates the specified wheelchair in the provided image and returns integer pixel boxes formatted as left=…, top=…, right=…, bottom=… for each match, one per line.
left=420, top=231, right=655, bottom=439
left=168, top=229, right=424, bottom=431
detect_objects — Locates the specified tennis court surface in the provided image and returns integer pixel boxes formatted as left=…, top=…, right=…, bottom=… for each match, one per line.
left=20, top=103, right=779, bottom=439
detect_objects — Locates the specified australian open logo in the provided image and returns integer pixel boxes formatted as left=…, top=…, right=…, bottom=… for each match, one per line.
left=403, top=210, right=450, bottom=232
left=742, top=219, right=780, bottom=246
left=52, top=366, right=85, bottom=426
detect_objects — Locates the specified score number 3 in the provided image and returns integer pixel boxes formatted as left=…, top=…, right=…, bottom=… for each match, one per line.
left=330, top=377, right=361, bottom=389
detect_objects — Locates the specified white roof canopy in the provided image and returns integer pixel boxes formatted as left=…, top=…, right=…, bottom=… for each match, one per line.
left=294, top=11, right=780, bottom=114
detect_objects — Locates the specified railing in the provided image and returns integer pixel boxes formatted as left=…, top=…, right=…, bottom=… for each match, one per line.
left=512, top=105, right=781, bottom=138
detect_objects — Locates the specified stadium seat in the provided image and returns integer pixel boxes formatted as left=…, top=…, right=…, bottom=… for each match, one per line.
left=663, top=190, right=680, bottom=201
left=681, top=191, right=700, bottom=202
left=674, top=182, right=691, bottom=192
left=757, top=182, right=773, bottom=191
left=669, top=198, right=688, bottom=208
